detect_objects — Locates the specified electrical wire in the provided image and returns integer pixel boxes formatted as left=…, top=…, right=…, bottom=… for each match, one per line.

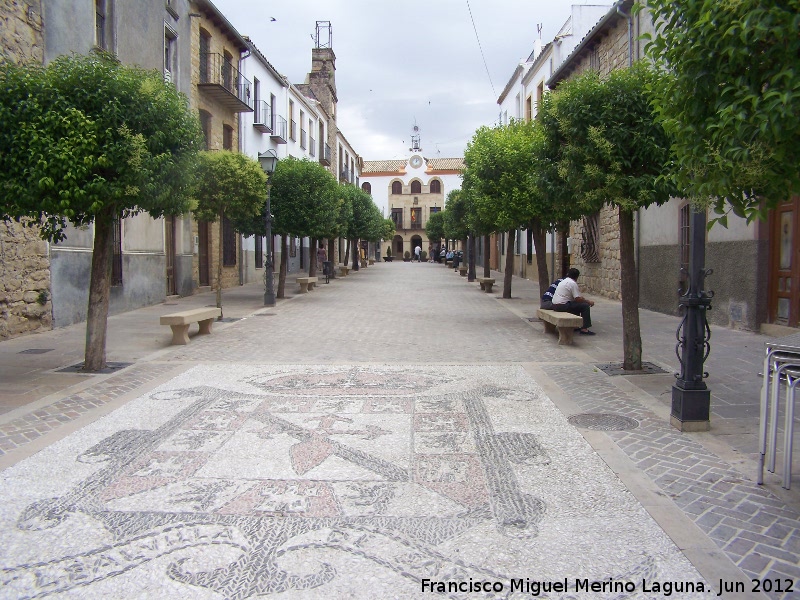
left=466, top=0, right=496, bottom=98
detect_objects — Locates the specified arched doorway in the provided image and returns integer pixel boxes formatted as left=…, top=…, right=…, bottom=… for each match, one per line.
left=393, top=235, right=404, bottom=258
left=410, top=235, right=423, bottom=260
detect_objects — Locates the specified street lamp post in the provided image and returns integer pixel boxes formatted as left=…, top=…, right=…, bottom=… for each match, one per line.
left=258, top=150, right=279, bottom=307
left=671, top=205, right=713, bottom=431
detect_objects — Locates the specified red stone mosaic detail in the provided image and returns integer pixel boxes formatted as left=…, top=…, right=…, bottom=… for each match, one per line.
left=414, top=454, right=488, bottom=508
left=413, top=413, right=469, bottom=432
left=183, top=411, right=248, bottom=431
left=217, top=480, right=339, bottom=517
left=101, top=451, right=208, bottom=501
left=290, top=438, right=335, bottom=475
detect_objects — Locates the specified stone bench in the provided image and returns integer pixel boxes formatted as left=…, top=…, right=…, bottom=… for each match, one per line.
left=339, top=265, right=350, bottom=277
left=446, top=260, right=453, bottom=268
left=296, top=276, right=318, bottom=293
left=383, top=256, right=393, bottom=262
left=536, top=308, right=583, bottom=345
left=368, top=258, right=375, bottom=265
left=160, top=307, right=221, bottom=345
left=477, top=277, right=495, bottom=293
left=458, top=265, right=468, bottom=276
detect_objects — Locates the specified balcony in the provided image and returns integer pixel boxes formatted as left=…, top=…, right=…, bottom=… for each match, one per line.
left=198, top=53, right=253, bottom=113
left=290, top=120, right=297, bottom=142
left=309, top=136, right=316, bottom=157
left=319, top=142, right=331, bottom=166
left=300, top=129, right=307, bottom=150
left=253, top=100, right=272, bottom=133
left=270, top=115, right=288, bottom=144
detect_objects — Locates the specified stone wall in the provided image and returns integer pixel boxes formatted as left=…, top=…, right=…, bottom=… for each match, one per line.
left=0, top=221, right=52, bottom=339
left=1, top=1, right=52, bottom=339
left=0, top=0, right=43, bottom=65
left=571, top=205, right=622, bottom=300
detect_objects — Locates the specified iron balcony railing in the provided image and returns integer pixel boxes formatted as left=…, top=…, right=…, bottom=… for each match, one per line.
left=198, top=52, right=252, bottom=112
left=309, top=135, right=316, bottom=157
left=253, top=100, right=272, bottom=133
left=290, top=119, right=297, bottom=141
left=319, top=142, right=331, bottom=166
left=270, top=115, right=288, bottom=144
left=300, top=129, right=307, bottom=149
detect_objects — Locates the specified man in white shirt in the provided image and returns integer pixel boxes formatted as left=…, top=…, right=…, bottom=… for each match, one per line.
left=414, top=245, right=421, bottom=262
left=552, top=268, right=595, bottom=335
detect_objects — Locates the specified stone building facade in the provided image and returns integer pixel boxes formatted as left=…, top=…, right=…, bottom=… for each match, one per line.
left=0, top=0, right=52, bottom=339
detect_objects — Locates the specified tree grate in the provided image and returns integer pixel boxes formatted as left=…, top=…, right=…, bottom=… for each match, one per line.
left=57, top=362, right=133, bottom=374
left=568, top=413, right=639, bottom=431
left=595, top=362, right=667, bottom=376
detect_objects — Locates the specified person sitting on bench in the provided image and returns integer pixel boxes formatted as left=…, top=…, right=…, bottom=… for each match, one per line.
left=540, top=277, right=564, bottom=310
left=551, top=268, right=595, bottom=335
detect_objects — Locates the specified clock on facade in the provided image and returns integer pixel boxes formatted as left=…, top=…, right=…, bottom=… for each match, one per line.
left=409, top=155, right=423, bottom=168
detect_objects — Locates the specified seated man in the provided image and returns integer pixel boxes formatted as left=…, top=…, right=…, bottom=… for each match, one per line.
left=551, top=268, right=595, bottom=335
left=540, top=277, right=564, bottom=310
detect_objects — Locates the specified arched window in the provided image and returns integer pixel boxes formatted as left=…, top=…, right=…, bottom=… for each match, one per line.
left=362, top=182, right=371, bottom=194
left=410, top=180, right=422, bottom=194
left=429, top=179, right=441, bottom=194
left=391, top=181, right=402, bottom=194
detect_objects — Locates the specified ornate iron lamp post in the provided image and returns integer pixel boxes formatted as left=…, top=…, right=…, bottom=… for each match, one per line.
left=671, top=206, right=713, bottom=431
left=258, top=150, right=279, bottom=307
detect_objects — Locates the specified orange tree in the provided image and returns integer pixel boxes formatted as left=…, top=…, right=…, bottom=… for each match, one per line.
left=0, top=52, right=202, bottom=371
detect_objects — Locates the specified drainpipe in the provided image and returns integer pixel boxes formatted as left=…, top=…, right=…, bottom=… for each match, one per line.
left=238, top=48, right=251, bottom=286
left=616, top=2, right=633, bottom=67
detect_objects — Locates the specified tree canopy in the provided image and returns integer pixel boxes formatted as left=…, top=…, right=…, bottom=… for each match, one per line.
left=270, top=157, right=339, bottom=239
left=192, top=150, right=265, bottom=224
left=644, top=0, right=800, bottom=224
left=425, top=211, right=445, bottom=245
left=0, top=52, right=202, bottom=240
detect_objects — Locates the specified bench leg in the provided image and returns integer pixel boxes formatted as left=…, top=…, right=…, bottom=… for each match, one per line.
left=484, top=283, right=493, bottom=293
left=543, top=321, right=557, bottom=335
left=169, top=324, right=190, bottom=345
left=479, top=281, right=485, bottom=290
left=309, top=281, right=315, bottom=291
left=299, top=282, right=309, bottom=293
left=557, top=326, right=574, bottom=345
left=198, top=318, right=214, bottom=335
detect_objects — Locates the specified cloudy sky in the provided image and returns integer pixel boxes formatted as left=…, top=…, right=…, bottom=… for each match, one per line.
left=214, top=0, right=596, bottom=160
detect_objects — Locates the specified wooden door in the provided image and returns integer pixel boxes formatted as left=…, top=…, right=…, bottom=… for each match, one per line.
left=768, top=196, right=800, bottom=326
left=198, top=221, right=210, bottom=287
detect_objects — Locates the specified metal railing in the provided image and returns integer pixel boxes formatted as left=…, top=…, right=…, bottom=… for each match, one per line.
left=253, top=100, right=272, bottom=132
left=198, top=52, right=252, bottom=108
left=300, top=129, right=307, bottom=149
left=320, top=142, right=331, bottom=165
left=309, top=135, right=316, bottom=157
left=271, top=115, right=287, bottom=142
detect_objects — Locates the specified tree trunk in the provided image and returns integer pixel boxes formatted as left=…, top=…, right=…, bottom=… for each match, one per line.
left=309, top=238, right=318, bottom=277
left=559, top=227, right=570, bottom=278
left=467, top=233, right=476, bottom=281
left=352, top=238, right=359, bottom=271
left=216, top=212, right=223, bottom=318
left=502, top=228, right=516, bottom=299
left=278, top=234, right=287, bottom=298
left=619, top=207, right=642, bottom=370
left=328, top=238, right=336, bottom=278
left=531, top=220, right=550, bottom=297
left=83, top=214, right=113, bottom=371
left=344, top=238, right=350, bottom=266
left=483, top=234, right=491, bottom=277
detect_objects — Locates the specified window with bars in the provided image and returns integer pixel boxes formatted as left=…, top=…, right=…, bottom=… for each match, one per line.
left=580, top=212, right=601, bottom=262
left=95, top=0, right=107, bottom=50
left=223, top=216, right=236, bottom=266
left=391, top=208, right=403, bottom=229
left=111, top=216, right=123, bottom=286
left=255, top=235, right=263, bottom=269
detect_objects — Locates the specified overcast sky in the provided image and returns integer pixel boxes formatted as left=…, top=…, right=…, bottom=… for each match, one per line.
left=214, top=0, right=597, bottom=160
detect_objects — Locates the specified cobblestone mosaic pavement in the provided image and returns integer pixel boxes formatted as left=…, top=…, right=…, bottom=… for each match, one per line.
left=1, top=364, right=710, bottom=599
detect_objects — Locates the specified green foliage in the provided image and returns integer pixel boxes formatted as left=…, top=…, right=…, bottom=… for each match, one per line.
left=443, top=190, right=469, bottom=241
left=425, top=210, right=445, bottom=243
left=380, top=217, right=396, bottom=241
left=462, top=121, right=539, bottom=233
left=542, top=64, right=675, bottom=215
left=192, top=151, right=266, bottom=228
left=339, top=184, right=382, bottom=241
left=270, top=157, right=338, bottom=238
left=644, top=0, right=800, bottom=223
left=0, top=52, right=203, bottom=241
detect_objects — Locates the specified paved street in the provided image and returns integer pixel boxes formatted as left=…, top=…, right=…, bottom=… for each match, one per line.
left=0, top=261, right=798, bottom=599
